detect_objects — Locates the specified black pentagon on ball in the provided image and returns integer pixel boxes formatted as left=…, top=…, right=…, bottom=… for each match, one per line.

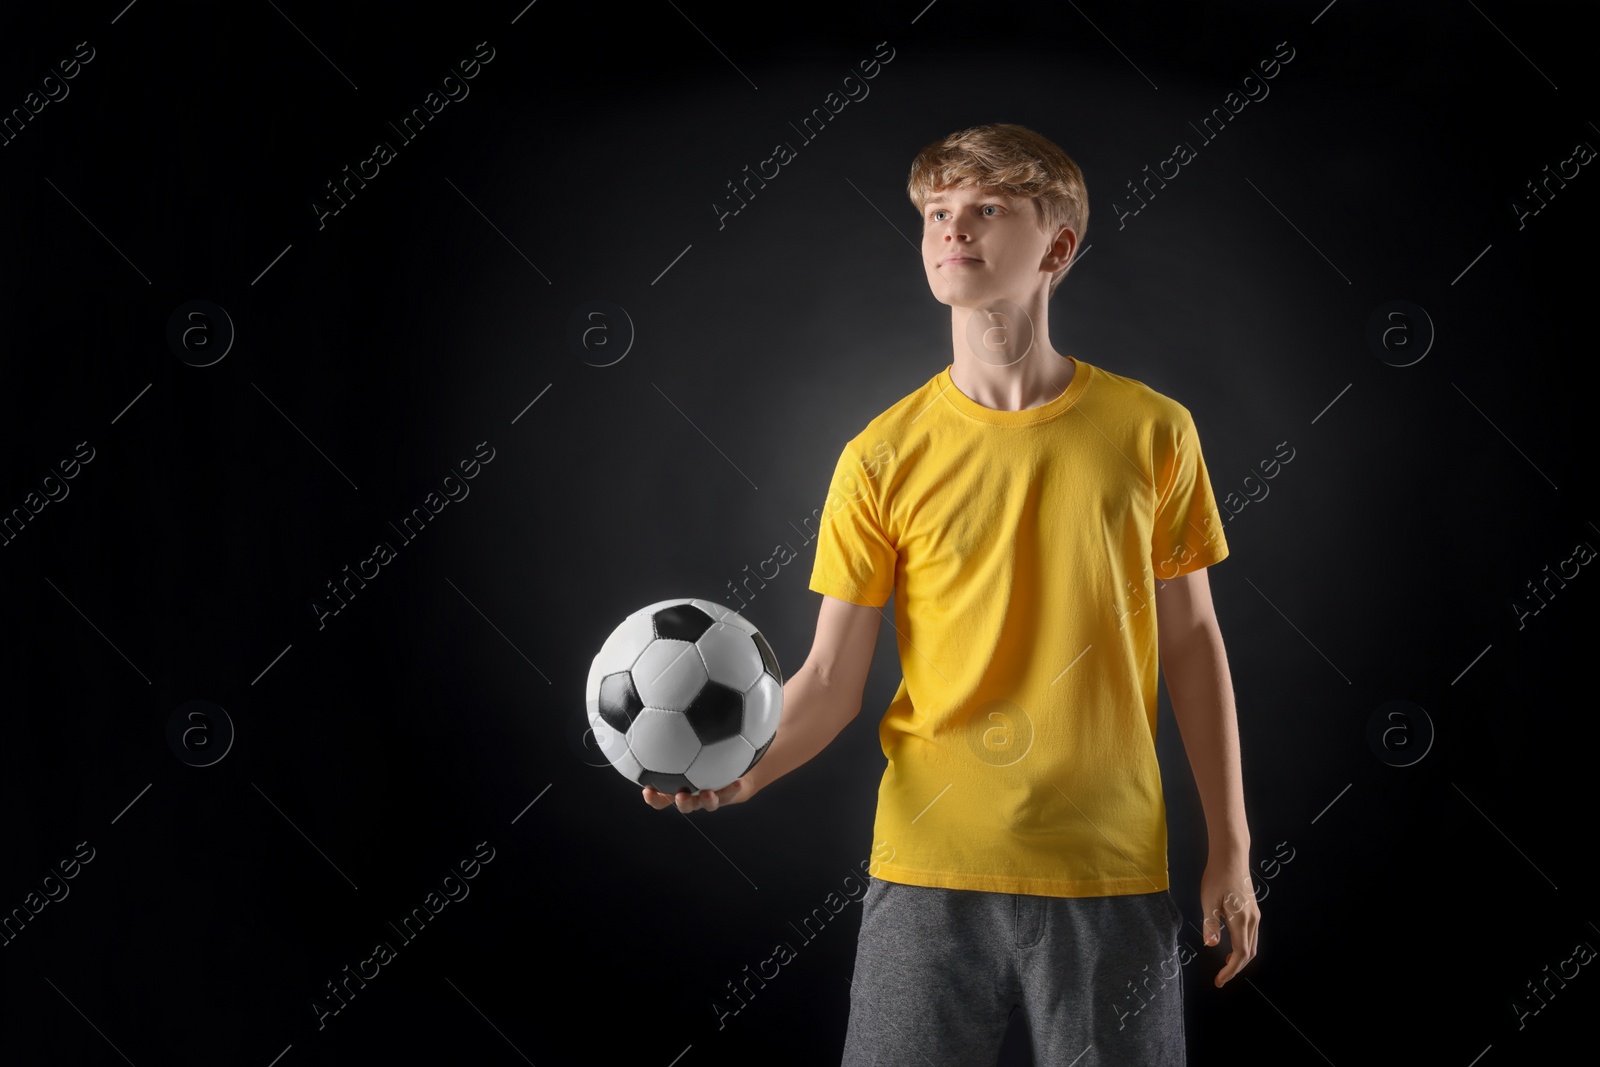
left=751, top=630, right=782, bottom=683
left=684, top=681, right=745, bottom=745
left=652, top=603, right=715, bottom=643
left=597, top=671, right=644, bottom=734
left=640, top=769, right=696, bottom=796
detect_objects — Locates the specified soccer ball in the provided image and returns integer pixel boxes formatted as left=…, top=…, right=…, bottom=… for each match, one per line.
left=585, top=598, right=784, bottom=795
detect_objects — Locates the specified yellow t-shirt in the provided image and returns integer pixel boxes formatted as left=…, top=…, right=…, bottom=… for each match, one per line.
left=808, top=356, right=1229, bottom=897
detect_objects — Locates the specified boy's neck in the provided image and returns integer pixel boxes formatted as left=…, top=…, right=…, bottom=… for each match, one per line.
left=947, top=300, right=1074, bottom=412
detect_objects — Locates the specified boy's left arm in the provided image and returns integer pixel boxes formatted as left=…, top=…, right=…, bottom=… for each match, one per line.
left=1154, top=567, right=1260, bottom=988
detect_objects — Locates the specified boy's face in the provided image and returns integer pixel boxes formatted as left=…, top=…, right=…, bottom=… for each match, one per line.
left=920, top=185, right=1068, bottom=309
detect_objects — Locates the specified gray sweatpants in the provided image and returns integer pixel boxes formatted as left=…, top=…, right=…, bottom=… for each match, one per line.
left=841, top=877, right=1186, bottom=1066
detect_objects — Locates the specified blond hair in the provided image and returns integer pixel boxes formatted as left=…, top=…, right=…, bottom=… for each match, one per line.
left=907, top=123, right=1088, bottom=297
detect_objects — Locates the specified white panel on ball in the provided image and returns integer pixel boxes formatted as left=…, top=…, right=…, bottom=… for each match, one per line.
left=627, top=707, right=701, bottom=773
left=687, top=598, right=738, bottom=623
left=586, top=612, right=656, bottom=697
left=696, top=623, right=766, bottom=693
left=635, top=598, right=690, bottom=618
left=717, top=607, right=761, bottom=637
left=630, top=639, right=709, bottom=712
left=587, top=709, right=631, bottom=764
left=688, top=734, right=756, bottom=792
left=743, top=673, right=782, bottom=747
left=609, top=743, right=644, bottom=783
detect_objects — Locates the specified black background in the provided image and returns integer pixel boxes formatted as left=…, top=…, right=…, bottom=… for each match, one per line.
left=2, top=1, right=1596, bottom=1064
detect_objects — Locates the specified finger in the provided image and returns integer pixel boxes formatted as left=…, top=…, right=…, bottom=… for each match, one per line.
left=642, top=787, right=671, bottom=809
left=1216, top=941, right=1250, bottom=986
left=1240, top=909, right=1261, bottom=963
left=1214, top=915, right=1260, bottom=987
left=1214, top=950, right=1239, bottom=987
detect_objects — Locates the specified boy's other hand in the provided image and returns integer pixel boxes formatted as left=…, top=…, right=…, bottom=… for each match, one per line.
left=642, top=779, right=749, bottom=813
left=1200, top=855, right=1260, bottom=987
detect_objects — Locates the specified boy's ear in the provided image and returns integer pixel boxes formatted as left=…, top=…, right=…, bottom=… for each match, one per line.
left=1043, top=227, right=1077, bottom=270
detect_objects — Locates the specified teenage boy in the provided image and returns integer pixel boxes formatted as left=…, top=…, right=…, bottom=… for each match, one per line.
left=645, top=122, right=1258, bottom=1065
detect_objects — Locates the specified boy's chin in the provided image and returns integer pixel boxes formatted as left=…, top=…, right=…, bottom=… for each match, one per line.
left=930, top=285, right=984, bottom=306
left=932, top=290, right=1017, bottom=312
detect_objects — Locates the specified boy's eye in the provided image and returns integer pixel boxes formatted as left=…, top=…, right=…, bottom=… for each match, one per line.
left=928, top=205, right=1002, bottom=221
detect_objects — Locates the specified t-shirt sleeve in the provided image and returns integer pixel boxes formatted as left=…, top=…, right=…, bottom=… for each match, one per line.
left=807, top=439, right=897, bottom=608
left=1150, top=405, right=1229, bottom=580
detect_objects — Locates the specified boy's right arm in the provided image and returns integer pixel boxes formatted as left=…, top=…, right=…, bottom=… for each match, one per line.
left=643, top=594, right=882, bottom=813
